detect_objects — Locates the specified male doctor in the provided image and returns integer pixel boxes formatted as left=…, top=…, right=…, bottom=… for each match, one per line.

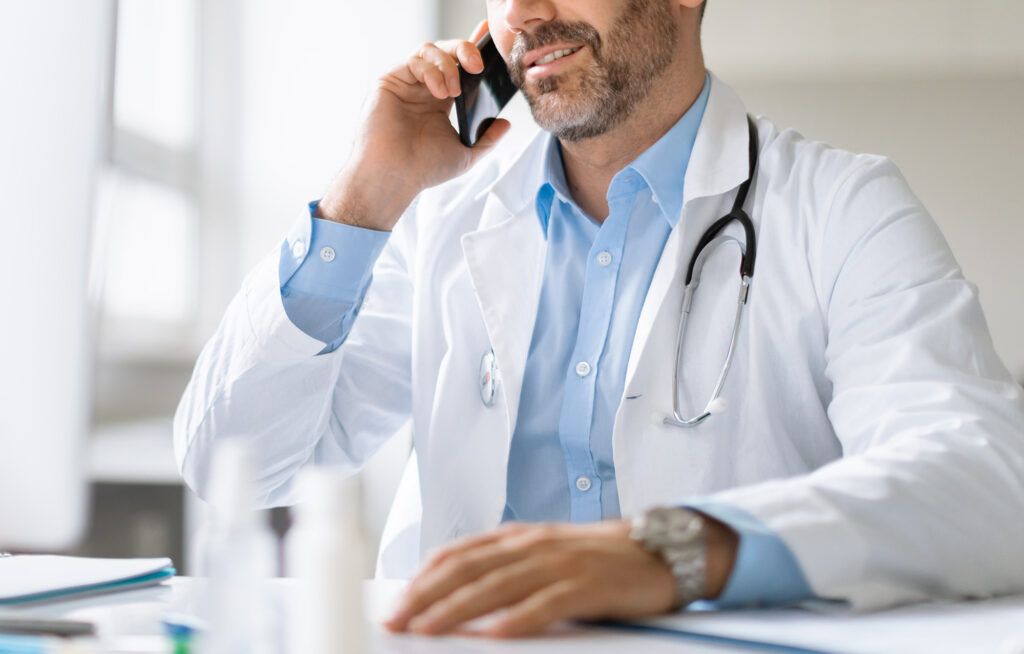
left=175, top=0, right=1024, bottom=638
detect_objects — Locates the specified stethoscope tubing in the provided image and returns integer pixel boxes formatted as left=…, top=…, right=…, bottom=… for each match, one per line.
left=478, top=117, right=761, bottom=421
left=664, top=116, right=760, bottom=428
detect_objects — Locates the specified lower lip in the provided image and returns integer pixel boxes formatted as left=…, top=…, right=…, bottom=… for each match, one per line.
left=526, top=47, right=585, bottom=80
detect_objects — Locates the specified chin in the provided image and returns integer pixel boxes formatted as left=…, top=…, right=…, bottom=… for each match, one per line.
left=526, top=87, right=593, bottom=135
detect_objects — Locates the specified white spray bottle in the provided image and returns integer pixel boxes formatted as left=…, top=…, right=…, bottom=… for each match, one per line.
left=286, top=468, right=368, bottom=654
left=197, top=440, right=278, bottom=654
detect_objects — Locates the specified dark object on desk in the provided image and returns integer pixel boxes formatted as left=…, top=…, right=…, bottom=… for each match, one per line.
left=0, top=617, right=95, bottom=638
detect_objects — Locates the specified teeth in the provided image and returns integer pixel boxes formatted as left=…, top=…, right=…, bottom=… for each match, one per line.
left=536, top=46, right=580, bottom=66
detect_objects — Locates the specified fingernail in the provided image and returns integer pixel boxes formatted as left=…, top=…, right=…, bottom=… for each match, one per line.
left=386, top=611, right=407, bottom=629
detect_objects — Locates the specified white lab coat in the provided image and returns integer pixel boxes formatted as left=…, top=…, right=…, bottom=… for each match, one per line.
left=175, top=75, right=1024, bottom=610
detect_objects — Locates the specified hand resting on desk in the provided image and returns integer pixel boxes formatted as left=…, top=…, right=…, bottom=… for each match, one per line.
left=384, top=519, right=737, bottom=638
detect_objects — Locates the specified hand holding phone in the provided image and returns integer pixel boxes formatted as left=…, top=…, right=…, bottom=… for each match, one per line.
left=316, top=22, right=512, bottom=232
left=455, top=33, right=519, bottom=147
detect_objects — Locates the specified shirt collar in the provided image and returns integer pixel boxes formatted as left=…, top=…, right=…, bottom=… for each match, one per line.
left=534, top=73, right=712, bottom=234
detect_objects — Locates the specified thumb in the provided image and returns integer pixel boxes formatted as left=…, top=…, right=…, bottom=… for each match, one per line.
left=467, top=118, right=512, bottom=162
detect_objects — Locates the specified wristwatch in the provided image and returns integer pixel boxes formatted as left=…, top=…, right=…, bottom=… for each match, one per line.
left=630, top=507, right=707, bottom=608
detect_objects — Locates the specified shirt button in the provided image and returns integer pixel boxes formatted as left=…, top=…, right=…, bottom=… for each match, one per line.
left=319, top=246, right=336, bottom=262
left=575, top=361, right=591, bottom=377
left=575, top=476, right=593, bottom=492
left=596, top=251, right=613, bottom=267
left=291, top=240, right=306, bottom=258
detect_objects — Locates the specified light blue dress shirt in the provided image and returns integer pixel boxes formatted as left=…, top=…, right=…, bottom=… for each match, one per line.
left=278, top=76, right=813, bottom=607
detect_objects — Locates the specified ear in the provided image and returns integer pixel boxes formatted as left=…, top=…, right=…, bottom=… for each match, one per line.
left=676, top=0, right=704, bottom=9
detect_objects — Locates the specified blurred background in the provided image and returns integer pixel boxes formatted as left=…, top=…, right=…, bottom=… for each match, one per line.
left=73, top=0, right=1022, bottom=574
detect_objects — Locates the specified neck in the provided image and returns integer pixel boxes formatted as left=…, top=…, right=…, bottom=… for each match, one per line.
left=559, top=53, right=706, bottom=223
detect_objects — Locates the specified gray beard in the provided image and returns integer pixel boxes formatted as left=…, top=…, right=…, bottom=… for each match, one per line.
left=509, top=0, right=680, bottom=142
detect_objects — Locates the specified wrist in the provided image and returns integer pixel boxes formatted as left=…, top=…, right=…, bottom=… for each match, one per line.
left=701, top=516, right=739, bottom=600
left=630, top=507, right=739, bottom=607
left=318, top=161, right=420, bottom=232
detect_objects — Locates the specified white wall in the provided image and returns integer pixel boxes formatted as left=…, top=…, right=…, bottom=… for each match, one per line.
left=439, top=0, right=1024, bottom=379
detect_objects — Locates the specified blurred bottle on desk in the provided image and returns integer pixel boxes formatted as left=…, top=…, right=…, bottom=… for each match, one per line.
left=196, top=440, right=279, bottom=654
left=286, top=469, right=368, bottom=654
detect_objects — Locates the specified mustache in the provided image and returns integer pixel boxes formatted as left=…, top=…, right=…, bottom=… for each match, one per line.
left=509, top=20, right=603, bottom=73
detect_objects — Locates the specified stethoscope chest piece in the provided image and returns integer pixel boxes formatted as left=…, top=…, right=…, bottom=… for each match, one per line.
left=479, top=349, right=498, bottom=407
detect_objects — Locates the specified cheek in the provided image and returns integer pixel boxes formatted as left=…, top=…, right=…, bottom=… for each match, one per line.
left=490, top=27, right=515, bottom=63
left=485, top=4, right=516, bottom=59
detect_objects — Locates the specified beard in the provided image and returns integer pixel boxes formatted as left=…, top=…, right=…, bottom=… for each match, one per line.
left=508, top=0, right=680, bottom=142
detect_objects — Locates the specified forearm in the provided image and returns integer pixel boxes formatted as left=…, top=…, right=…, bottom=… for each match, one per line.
left=316, top=161, right=420, bottom=232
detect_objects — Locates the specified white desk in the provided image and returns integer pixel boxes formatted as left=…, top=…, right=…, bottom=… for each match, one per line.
left=7, top=578, right=1024, bottom=654
left=5, top=578, right=733, bottom=653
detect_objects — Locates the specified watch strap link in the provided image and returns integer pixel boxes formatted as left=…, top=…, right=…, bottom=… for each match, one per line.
left=631, top=507, right=708, bottom=608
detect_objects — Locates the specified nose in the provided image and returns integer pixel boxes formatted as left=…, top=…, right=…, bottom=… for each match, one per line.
left=501, top=0, right=556, bottom=33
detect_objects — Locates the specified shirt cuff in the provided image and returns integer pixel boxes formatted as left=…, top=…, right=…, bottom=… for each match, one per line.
left=685, top=500, right=815, bottom=609
left=280, top=200, right=390, bottom=302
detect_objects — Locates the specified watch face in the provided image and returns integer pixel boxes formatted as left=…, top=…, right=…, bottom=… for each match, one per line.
left=636, top=508, right=705, bottom=547
left=633, top=508, right=708, bottom=608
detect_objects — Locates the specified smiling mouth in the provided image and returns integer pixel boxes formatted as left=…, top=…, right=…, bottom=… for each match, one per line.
left=530, top=46, right=583, bottom=68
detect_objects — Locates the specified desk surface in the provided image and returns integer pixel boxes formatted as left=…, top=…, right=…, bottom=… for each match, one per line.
left=2, top=578, right=733, bottom=653
left=5, top=577, right=1024, bottom=654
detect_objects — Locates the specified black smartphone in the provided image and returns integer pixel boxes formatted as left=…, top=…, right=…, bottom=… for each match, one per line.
left=455, top=33, right=518, bottom=147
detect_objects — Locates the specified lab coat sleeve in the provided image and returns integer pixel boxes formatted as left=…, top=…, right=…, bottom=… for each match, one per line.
left=173, top=202, right=417, bottom=507
left=706, top=157, right=1024, bottom=610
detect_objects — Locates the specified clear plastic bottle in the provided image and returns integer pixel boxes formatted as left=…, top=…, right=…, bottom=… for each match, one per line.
left=286, top=469, right=368, bottom=654
left=197, top=440, right=278, bottom=654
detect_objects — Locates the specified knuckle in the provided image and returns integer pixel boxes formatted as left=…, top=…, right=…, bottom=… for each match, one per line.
left=401, top=586, right=426, bottom=610
left=529, top=524, right=560, bottom=545
left=440, top=556, right=475, bottom=581
left=425, top=548, right=449, bottom=567
left=538, top=550, right=583, bottom=578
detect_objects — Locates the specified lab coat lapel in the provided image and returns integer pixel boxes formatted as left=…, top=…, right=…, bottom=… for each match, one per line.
left=461, top=131, right=550, bottom=439
left=623, top=76, right=754, bottom=395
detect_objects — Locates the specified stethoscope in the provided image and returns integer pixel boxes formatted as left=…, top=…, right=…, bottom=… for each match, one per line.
left=661, top=116, right=759, bottom=428
left=480, top=117, right=760, bottom=426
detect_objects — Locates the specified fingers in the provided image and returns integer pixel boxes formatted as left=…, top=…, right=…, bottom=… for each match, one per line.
left=486, top=580, right=591, bottom=638
left=386, top=534, right=531, bottom=632
left=408, top=39, right=484, bottom=100
left=469, top=19, right=489, bottom=44
left=420, top=523, right=527, bottom=574
left=467, top=119, right=512, bottom=159
left=416, top=43, right=461, bottom=97
left=454, top=40, right=485, bottom=75
left=407, top=55, right=449, bottom=99
left=407, top=555, right=563, bottom=635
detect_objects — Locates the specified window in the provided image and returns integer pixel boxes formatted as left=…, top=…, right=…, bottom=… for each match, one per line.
left=94, top=0, right=199, bottom=361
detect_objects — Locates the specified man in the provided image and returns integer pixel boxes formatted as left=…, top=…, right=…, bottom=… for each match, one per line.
left=175, top=0, right=1024, bottom=638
